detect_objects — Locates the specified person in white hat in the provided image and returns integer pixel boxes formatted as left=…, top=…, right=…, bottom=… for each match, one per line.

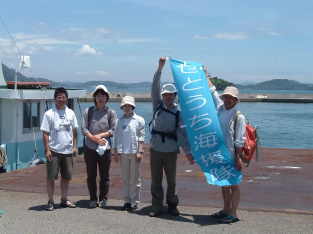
left=206, top=70, right=246, bottom=224
left=82, top=85, right=117, bottom=209
left=149, top=57, right=193, bottom=217
left=112, top=96, right=145, bottom=211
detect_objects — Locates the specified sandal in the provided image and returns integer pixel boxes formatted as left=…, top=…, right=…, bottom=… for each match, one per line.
left=210, top=210, right=228, bottom=219
left=46, top=200, right=55, bottom=211
left=60, top=199, right=76, bottom=208
left=218, top=215, right=240, bottom=224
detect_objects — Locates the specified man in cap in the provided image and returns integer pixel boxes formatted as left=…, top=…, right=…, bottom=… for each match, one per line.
left=149, top=57, right=193, bottom=217
left=82, top=85, right=117, bottom=208
left=113, top=96, right=145, bottom=211
left=207, top=76, right=246, bottom=223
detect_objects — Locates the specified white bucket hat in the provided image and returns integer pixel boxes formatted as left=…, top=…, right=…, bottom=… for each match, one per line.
left=120, top=96, right=136, bottom=108
left=161, top=83, right=177, bottom=95
left=221, top=86, right=239, bottom=100
left=93, top=85, right=110, bottom=97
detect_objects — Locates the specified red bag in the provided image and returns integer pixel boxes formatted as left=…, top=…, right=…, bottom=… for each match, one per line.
left=234, top=112, right=259, bottom=167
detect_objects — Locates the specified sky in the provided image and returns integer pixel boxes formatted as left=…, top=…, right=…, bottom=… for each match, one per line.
left=0, top=0, right=313, bottom=84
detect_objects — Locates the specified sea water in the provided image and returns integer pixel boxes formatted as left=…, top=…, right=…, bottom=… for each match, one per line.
left=78, top=102, right=313, bottom=149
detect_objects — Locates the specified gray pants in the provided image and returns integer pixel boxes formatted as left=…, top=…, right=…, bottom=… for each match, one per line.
left=150, top=149, right=178, bottom=212
left=120, top=154, right=141, bottom=206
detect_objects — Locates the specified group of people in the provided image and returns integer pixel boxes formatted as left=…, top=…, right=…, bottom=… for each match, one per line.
left=40, top=57, right=246, bottom=224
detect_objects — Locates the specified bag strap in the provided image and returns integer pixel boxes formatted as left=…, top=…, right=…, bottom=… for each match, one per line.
left=87, top=106, right=95, bottom=130
left=149, top=103, right=180, bottom=130
left=233, top=110, right=240, bottom=141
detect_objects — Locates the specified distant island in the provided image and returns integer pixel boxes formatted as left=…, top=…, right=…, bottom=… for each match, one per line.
left=2, top=63, right=313, bottom=93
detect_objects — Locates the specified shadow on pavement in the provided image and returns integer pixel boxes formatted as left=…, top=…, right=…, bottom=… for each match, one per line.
left=75, top=199, right=122, bottom=211
left=75, top=199, right=90, bottom=209
left=28, top=204, right=48, bottom=211
left=180, top=212, right=222, bottom=226
left=133, top=205, right=221, bottom=225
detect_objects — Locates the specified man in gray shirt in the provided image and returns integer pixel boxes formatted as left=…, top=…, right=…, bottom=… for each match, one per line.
left=149, top=57, right=193, bottom=217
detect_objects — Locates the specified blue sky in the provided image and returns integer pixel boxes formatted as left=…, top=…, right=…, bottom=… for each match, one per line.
left=0, top=0, right=313, bottom=83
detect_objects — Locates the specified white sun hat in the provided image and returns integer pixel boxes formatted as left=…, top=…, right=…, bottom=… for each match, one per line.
left=221, top=86, right=239, bottom=100
left=93, top=85, right=110, bottom=97
left=160, top=83, right=177, bottom=95
left=120, top=95, right=136, bottom=108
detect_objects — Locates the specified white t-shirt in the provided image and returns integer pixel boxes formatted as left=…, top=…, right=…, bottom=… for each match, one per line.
left=40, top=106, right=78, bottom=154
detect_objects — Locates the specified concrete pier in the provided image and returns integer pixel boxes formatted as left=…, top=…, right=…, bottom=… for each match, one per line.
left=80, top=93, right=313, bottom=103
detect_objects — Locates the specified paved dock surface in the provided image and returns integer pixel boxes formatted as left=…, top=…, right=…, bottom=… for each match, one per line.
left=0, top=147, right=313, bottom=233
left=1, top=191, right=313, bottom=234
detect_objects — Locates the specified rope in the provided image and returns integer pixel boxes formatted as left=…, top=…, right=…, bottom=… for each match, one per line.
left=0, top=15, right=22, bottom=58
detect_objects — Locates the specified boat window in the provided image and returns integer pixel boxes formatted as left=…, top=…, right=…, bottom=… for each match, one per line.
left=23, top=102, right=40, bottom=131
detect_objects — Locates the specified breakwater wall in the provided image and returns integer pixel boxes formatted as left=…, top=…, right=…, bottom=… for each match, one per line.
left=80, top=93, right=313, bottom=103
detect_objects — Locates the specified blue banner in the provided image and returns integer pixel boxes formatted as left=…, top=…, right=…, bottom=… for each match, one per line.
left=170, top=58, right=242, bottom=186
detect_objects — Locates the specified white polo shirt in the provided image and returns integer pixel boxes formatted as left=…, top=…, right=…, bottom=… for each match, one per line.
left=40, top=106, right=78, bottom=154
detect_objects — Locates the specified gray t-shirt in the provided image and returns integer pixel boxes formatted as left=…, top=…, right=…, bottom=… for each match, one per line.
left=82, top=106, right=117, bottom=150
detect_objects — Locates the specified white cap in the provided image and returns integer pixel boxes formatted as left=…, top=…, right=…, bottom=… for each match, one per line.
left=221, top=86, right=239, bottom=100
left=120, top=96, right=136, bottom=108
left=93, top=85, right=110, bottom=97
left=161, top=83, right=177, bottom=95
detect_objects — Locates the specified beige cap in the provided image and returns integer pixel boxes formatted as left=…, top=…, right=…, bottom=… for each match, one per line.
left=161, top=83, right=177, bottom=95
left=120, top=96, right=136, bottom=108
left=221, top=86, right=239, bottom=99
left=93, top=85, right=110, bottom=97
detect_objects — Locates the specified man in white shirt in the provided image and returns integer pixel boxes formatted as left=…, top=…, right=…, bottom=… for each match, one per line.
left=40, top=87, right=78, bottom=211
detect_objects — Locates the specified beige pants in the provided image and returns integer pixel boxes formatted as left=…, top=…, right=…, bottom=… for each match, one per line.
left=120, top=154, right=141, bottom=206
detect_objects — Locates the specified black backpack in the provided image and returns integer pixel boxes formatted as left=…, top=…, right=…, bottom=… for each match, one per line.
left=149, top=103, right=180, bottom=142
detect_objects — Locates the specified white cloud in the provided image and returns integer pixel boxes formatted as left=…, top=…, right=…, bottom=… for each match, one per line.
left=0, top=33, right=79, bottom=58
left=96, top=28, right=112, bottom=34
left=213, top=33, right=248, bottom=40
left=95, top=70, right=109, bottom=76
left=193, top=33, right=248, bottom=40
left=76, top=70, right=110, bottom=78
left=193, top=34, right=210, bottom=40
left=76, top=71, right=88, bottom=76
left=267, top=31, right=281, bottom=36
left=116, top=38, right=158, bottom=44
left=257, top=27, right=281, bottom=37
left=62, top=27, right=112, bottom=42
left=77, top=44, right=100, bottom=55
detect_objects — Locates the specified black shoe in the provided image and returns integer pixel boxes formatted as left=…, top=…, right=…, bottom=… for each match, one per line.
left=128, top=204, right=138, bottom=212
left=121, top=203, right=131, bottom=211
left=168, top=206, right=180, bottom=216
left=210, top=210, right=228, bottom=219
left=218, top=215, right=240, bottom=224
left=149, top=210, right=162, bottom=217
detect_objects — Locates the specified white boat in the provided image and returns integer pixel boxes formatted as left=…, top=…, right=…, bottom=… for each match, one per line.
left=0, top=63, right=86, bottom=172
